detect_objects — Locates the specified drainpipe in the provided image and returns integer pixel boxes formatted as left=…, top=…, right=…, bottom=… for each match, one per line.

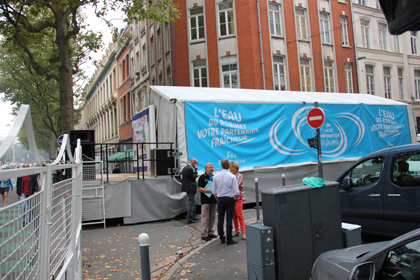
left=350, top=0, right=361, bottom=93
left=257, top=0, right=266, bottom=89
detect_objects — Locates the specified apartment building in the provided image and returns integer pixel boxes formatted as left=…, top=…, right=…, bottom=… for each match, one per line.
left=168, top=0, right=357, bottom=93
left=81, top=0, right=377, bottom=144
left=81, top=42, right=119, bottom=144
left=352, top=0, right=420, bottom=130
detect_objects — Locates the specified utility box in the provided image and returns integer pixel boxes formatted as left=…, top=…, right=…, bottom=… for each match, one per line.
left=261, top=180, right=342, bottom=280
left=246, top=224, right=275, bottom=280
left=342, top=223, right=362, bottom=248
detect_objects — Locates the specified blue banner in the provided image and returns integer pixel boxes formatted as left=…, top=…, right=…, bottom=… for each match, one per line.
left=185, top=102, right=411, bottom=171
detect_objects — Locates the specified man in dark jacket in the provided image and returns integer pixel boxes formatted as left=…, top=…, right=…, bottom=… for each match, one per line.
left=182, top=158, right=198, bottom=223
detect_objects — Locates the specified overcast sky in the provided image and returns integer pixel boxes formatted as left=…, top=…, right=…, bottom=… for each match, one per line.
left=0, top=5, right=126, bottom=139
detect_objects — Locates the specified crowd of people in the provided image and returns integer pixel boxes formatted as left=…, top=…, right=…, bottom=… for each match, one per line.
left=182, top=158, right=246, bottom=245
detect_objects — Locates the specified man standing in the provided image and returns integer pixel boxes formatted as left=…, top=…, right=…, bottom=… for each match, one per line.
left=16, top=163, right=39, bottom=226
left=16, top=163, right=39, bottom=201
left=197, top=163, right=218, bottom=241
left=212, top=159, right=240, bottom=245
left=182, top=158, right=198, bottom=224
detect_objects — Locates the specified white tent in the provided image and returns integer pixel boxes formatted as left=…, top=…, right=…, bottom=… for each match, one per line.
left=150, top=86, right=416, bottom=172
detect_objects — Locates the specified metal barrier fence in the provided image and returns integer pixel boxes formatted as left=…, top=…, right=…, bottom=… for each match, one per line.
left=92, top=142, right=176, bottom=181
left=0, top=163, right=83, bottom=280
left=81, top=162, right=106, bottom=228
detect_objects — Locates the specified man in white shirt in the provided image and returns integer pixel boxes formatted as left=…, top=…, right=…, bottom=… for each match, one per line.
left=212, top=159, right=240, bottom=245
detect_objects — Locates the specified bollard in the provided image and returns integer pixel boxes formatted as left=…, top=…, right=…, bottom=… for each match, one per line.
left=282, top=174, right=286, bottom=186
left=138, top=233, right=151, bottom=280
left=255, top=178, right=261, bottom=223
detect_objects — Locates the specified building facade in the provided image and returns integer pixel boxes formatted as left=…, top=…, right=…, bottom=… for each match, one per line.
left=170, top=0, right=358, bottom=93
left=80, top=0, right=420, bottom=145
left=81, top=42, right=119, bottom=144
left=352, top=0, right=420, bottom=132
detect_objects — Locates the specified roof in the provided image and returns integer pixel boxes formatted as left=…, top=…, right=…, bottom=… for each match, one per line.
left=150, top=86, right=408, bottom=106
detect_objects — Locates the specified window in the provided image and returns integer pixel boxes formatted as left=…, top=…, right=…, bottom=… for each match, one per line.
left=398, top=69, right=404, bottom=100
left=221, top=57, right=238, bottom=88
left=415, top=70, right=420, bottom=99
left=119, top=96, right=124, bottom=123
left=166, top=67, right=172, bottom=86
left=361, top=19, right=370, bottom=48
left=273, top=56, right=286, bottom=91
left=159, top=73, right=163, bottom=85
left=324, top=61, right=334, bottom=92
left=366, top=65, right=375, bottom=95
left=384, top=67, right=391, bottom=99
left=345, top=63, right=353, bottom=93
left=394, top=35, right=400, bottom=53
left=269, top=3, right=282, bottom=36
left=150, top=36, right=155, bottom=65
left=192, top=59, right=208, bottom=87
left=343, top=157, right=383, bottom=188
left=157, top=28, right=162, bottom=60
left=341, top=16, right=349, bottom=46
left=383, top=239, right=420, bottom=277
left=219, top=2, right=235, bottom=37
left=320, top=12, right=331, bottom=43
left=357, top=0, right=366, bottom=5
left=411, top=31, right=418, bottom=55
left=136, top=51, right=140, bottom=74
left=378, top=23, right=387, bottom=51
left=141, top=44, right=147, bottom=72
left=296, top=8, right=308, bottom=40
left=190, top=7, right=205, bottom=41
left=391, top=152, right=420, bottom=187
left=300, top=58, right=311, bottom=92
left=164, top=22, right=170, bottom=52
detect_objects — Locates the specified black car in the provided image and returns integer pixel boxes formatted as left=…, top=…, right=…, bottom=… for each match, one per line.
left=337, top=143, right=420, bottom=237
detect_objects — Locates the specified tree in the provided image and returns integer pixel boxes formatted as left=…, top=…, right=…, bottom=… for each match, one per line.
left=0, top=0, right=179, bottom=135
left=0, top=34, right=81, bottom=156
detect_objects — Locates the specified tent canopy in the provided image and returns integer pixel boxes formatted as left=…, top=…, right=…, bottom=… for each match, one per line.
left=106, top=150, right=133, bottom=162
left=150, top=86, right=407, bottom=105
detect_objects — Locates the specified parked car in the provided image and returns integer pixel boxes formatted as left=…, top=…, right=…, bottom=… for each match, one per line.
left=310, top=228, right=420, bottom=280
left=337, top=143, right=420, bottom=237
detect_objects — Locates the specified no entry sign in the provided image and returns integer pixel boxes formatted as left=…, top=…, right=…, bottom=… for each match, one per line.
left=307, top=108, right=325, bottom=129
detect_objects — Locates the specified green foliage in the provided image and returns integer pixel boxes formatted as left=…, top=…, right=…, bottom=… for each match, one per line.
left=0, top=41, right=62, bottom=153
left=0, top=0, right=180, bottom=135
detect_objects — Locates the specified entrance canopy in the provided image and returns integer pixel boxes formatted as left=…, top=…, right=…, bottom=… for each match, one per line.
left=106, top=150, right=133, bottom=162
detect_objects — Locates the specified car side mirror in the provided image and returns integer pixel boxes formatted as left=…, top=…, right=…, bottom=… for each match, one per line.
left=350, top=262, right=375, bottom=280
left=342, top=177, right=353, bottom=191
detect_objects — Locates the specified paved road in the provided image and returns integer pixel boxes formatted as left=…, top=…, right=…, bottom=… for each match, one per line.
left=81, top=207, right=259, bottom=280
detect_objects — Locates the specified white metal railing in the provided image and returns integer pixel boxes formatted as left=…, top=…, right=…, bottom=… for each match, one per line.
left=81, top=161, right=106, bottom=228
left=0, top=104, right=84, bottom=279
left=0, top=163, right=82, bottom=280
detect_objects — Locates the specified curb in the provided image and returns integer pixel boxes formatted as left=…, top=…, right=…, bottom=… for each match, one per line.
left=163, top=214, right=259, bottom=280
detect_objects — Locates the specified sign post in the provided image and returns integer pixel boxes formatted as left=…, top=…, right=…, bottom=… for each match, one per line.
left=307, top=103, right=325, bottom=178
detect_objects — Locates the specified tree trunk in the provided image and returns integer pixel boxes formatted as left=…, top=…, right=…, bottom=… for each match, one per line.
left=49, top=131, right=56, bottom=159
left=55, top=11, right=74, bottom=136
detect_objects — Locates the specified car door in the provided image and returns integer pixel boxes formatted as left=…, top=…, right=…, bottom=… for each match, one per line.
left=339, top=156, right=385, bottom=234
left=384, top=150, right=420, bottom=236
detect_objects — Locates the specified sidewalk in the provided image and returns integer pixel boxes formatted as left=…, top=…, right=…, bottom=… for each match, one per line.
left=82, top=207, right=259, bottom=279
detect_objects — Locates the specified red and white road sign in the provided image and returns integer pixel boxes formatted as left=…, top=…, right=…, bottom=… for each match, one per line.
left=307, top=108, right=325, bottom=129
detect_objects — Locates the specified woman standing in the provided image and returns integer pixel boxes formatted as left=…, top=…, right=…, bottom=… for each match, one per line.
left=230, top=161, right=246, bottom=240
left=0, top=179, right=13, bottom=206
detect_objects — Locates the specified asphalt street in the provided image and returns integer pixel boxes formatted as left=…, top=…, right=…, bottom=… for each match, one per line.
left=81, top=206, right=259, bottom=280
